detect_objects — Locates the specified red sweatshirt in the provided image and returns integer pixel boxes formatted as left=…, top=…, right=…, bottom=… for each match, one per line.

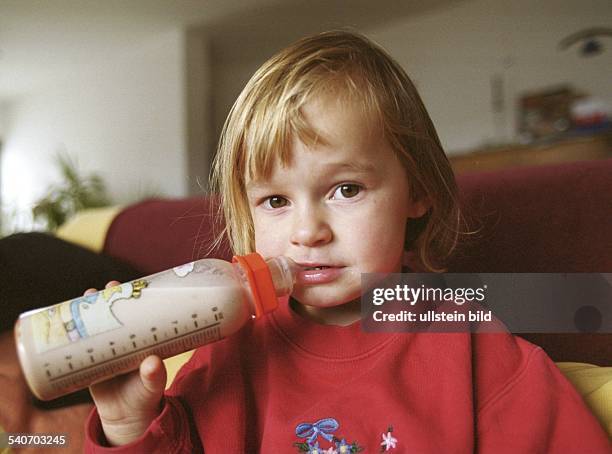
left=84, top=297, right=611, bottom=453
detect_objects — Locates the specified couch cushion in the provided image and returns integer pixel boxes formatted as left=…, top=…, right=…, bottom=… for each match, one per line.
left=556, top=362, right=612, bottom=436
left=449, top=158, right=612, bottom=273
left=103, top=197, right=231, bottom=275
left=56, top=206, right=123, bottom=253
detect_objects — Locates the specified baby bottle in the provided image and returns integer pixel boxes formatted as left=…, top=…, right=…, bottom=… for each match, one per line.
left=14, top=253, right=298, bottom=401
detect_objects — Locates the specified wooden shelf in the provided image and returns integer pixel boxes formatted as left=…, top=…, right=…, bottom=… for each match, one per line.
left=449, top=133, right=612, bottom=174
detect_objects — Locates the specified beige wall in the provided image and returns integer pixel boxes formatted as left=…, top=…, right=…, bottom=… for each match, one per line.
left=0, top=103, right=7, bottom=138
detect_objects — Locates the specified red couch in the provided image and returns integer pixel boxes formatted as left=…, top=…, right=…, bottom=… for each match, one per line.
left=103, top=159, right=612, bottom=365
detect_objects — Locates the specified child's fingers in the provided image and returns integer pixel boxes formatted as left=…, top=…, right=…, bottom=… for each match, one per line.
left=83, top=280, right=120, bottom=296
left=139, top=355, right=167, bottom=399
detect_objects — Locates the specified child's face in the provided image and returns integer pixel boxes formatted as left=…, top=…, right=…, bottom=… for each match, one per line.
left=246, top=94, right=428, bottom=310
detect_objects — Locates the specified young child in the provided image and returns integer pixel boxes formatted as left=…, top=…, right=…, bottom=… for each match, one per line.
left=84, top=31, right=611, bottom=453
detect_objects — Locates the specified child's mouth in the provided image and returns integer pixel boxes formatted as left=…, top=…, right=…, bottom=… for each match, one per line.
left=297, top=265, right=343, bottom=285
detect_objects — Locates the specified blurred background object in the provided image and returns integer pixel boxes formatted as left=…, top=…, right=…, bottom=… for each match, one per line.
left=31, top=151, right=111, bottom=231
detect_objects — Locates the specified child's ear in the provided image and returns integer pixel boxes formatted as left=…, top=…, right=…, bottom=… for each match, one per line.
left=407, top=197, right=431, bottom=219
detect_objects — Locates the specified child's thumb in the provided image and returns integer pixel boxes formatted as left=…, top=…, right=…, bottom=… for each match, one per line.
left=139, top=355, right=167, bottom=399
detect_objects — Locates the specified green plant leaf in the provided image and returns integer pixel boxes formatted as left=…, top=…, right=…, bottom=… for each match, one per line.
left=31, top=151, right=111, bottom=231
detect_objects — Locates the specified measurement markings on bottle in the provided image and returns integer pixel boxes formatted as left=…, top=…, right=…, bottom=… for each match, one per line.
left=46, top=322, right=222, bottom=383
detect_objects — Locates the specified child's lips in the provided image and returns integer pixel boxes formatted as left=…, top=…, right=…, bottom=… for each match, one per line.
left=296, top=266, right=345, bottom=285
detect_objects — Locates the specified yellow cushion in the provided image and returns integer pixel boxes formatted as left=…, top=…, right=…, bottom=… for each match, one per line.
left=56, top=206, right=123, bottom=253
left=164, top=350, right=195, bottom=389
left=556, top=362, right=612, bottom=436
left=0, top=424, right=11, bottom=453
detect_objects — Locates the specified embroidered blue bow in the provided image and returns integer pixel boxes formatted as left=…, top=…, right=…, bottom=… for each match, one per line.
left=295, top=418, right=339, bottom=445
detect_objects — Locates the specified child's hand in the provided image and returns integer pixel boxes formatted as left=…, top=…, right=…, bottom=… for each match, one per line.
left=85, top=281, right=167, bottom=446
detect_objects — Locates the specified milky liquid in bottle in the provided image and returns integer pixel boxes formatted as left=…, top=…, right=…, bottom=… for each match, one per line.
left=14, top=253, right=298, bottom=401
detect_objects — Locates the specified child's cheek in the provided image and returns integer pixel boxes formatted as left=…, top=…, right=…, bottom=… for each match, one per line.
left=352, top=211, right=405, bottom=271
left=254, top=220, right=286, bottom=256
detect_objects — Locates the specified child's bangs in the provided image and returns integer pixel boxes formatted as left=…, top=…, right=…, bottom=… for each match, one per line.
left=242, top=71, right=383, bottom=184
left=241, top=102, right=312, bottom=184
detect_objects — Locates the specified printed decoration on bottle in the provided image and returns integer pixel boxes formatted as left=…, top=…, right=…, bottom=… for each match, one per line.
left=30, top=280, right=149, bottom=353
left=173, top=262, right=195, bottom=277
left=173, top=260, right=230, bottom=279
left=293, top=418, right=363, bottom=453
left=380, top=426, right=397, bottom=451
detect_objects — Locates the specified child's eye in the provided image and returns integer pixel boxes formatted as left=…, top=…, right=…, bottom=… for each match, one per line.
left=332, top=183, right=361, bottom=199
left=263, top=195, right=288, bottom=209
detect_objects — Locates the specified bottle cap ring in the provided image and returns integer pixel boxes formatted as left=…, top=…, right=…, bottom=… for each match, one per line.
left=232, top=253, right=278, bottom=318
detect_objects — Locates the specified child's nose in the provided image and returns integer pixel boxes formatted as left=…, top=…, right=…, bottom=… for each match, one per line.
left=289, top=206, right=332, bottom=248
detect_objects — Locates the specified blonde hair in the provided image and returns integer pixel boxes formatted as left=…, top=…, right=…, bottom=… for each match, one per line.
left=210, top=30, right=468, bottom=272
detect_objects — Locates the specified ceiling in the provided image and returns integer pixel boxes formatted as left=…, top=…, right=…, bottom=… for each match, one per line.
left=0, top=0, right=461, bottom=101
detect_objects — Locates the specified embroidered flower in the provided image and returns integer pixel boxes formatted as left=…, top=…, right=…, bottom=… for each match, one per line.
left=322, top=448, right=338, bottom=454
left=333, top=438, right=364, bottom=453
left=380, top=431, right=398, bottom=451
left=335, top=439, right=351, bottom=454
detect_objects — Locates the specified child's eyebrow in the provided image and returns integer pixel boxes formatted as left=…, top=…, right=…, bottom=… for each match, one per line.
left=245, top=160, right=377, bottom=191
left=324, top=161, right=377, bottom=174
